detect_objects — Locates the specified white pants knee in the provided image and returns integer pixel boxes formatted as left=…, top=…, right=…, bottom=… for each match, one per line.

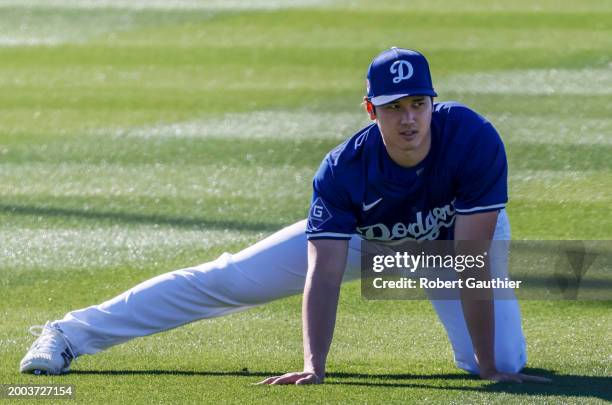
left=56, top=209, right=526, bottom=373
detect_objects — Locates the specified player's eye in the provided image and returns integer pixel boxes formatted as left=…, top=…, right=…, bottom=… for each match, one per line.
left=385, top=103, right=400, bottom=110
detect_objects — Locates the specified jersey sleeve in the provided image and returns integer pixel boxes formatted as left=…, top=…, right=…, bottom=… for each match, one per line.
left=454, top=122, right=508, bottom=215
left=306, top=156, right=357, bottom=240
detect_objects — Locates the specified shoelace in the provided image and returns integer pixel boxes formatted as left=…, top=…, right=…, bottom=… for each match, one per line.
left=29, top=324, right=77, bottom=362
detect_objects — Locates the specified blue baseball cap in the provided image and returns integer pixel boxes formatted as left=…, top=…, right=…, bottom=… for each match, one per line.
left=366, top=47, right=437, bottom=106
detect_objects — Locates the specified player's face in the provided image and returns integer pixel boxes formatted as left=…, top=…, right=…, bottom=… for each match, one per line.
left=374, top=96, right=433, bottom=167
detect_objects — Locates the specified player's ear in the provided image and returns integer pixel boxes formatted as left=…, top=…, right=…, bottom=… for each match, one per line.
left=363, top=97, right=376, bottom=120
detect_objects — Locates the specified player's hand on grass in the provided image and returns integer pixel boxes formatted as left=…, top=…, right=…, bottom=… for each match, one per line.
left=257, top=371, right=323, bottom=385
left=479, top=369, right=551, bottom=383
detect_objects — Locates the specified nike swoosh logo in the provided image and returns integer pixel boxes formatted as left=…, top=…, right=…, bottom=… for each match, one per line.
left=362, top=197, right=383, bottom=211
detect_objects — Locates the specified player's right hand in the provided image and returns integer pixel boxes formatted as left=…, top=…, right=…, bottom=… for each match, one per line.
left=256, top=371, right=323, bottom=385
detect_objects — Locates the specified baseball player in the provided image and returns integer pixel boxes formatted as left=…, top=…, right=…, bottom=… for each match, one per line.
left=20, top=48, right=548, bottom=384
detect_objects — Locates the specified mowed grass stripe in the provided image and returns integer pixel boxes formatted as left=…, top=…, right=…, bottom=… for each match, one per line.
left=507, top=200, right=612, bottom=239
left=0, top=0, right=327, bottom=11
left=1, top=136, right=339, bottom=166
left=1, top=163, right=316, bottom=198
left=438, top=93, right=611, bottom=119
left=0, top=226, right=264, bottom=272
left=122, top=111, right=369, bottom=140
left=95, top=9, right=612, bottom=47
left=492, top=115, right=612, bottom=145
left=0, top=196, right=303, bottom=231
left=439, top=68, right=612, bottom=96
left=330, top=0, right=612, bottom=13
left=2, top=0, right=611, bottom=13
left=2, top=7, right=610, bottom=48
left=509, top=171, right=612, bottom=202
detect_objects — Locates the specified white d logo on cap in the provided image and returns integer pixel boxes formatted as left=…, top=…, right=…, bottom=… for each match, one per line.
left=390, top=60, right=414, bottom=84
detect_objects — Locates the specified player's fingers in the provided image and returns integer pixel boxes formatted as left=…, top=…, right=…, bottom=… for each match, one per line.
left=257, top=373, right=298, bottom=385
left=295, top=374, right=319, bottom=385
left=255, top=376, right=282, bottom=385
left=270, top=373, right=301, bottom=385
left=517, top=373, right=552, bottom=383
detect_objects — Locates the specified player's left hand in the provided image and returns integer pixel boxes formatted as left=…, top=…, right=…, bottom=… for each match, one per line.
left=479, top=369, right=551, bottom=383
left=256, top=371, right=323, bottom=385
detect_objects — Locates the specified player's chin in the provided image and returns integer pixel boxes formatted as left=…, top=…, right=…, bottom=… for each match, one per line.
left=396, top=134, right=423, bottom=149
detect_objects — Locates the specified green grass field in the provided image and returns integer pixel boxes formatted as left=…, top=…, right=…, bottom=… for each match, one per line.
left=1, top=0, right=611, bottom=403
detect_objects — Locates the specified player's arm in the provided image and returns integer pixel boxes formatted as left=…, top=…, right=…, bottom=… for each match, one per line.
left=258, top=238, right=348, bottom=385
left=455, top=212, right=550, bottom=383
left=454, top=212, right=497, bottom=377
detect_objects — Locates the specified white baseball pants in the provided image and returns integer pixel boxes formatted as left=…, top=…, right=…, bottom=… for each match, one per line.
left=55, top=209, right=526, bottom=373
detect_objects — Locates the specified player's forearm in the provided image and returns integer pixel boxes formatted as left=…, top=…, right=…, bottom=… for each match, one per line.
left=300, top=239, right=347, bottom=381
left=460, top=289, right=496, bottom=373
left=454, top=213, right=498, bottom=374
left=456, top=241, right=496, bottom=373
left=301, top=269, right=341, bottom=379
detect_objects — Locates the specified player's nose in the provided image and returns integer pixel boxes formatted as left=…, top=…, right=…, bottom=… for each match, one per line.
left=400, top=108, right=416, bottom=125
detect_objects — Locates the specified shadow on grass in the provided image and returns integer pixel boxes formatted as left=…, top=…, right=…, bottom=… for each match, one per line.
left=70, top=369, right=271, bottom=377
left=0, top=203, right=284, bottom=233
left=327, top=368, right=611, bottom=402
left=69, top=368, right=611, bottom=401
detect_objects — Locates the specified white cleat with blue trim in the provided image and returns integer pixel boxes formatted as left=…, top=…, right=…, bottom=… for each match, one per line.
left=20, top=322, right=76, bottom=375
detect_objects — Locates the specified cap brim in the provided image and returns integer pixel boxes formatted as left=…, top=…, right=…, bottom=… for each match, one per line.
left=370, top=90, right=437, bottom=106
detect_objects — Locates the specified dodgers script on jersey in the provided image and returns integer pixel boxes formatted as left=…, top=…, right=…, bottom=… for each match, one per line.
left=306, top=102, right=508, bottom=241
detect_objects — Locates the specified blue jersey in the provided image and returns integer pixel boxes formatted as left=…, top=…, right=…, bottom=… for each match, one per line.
left=306, top=101, right=508, bottom=241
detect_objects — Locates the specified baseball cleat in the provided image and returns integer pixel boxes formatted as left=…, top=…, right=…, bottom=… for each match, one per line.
left=20, top=322, right=76, bottom=375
